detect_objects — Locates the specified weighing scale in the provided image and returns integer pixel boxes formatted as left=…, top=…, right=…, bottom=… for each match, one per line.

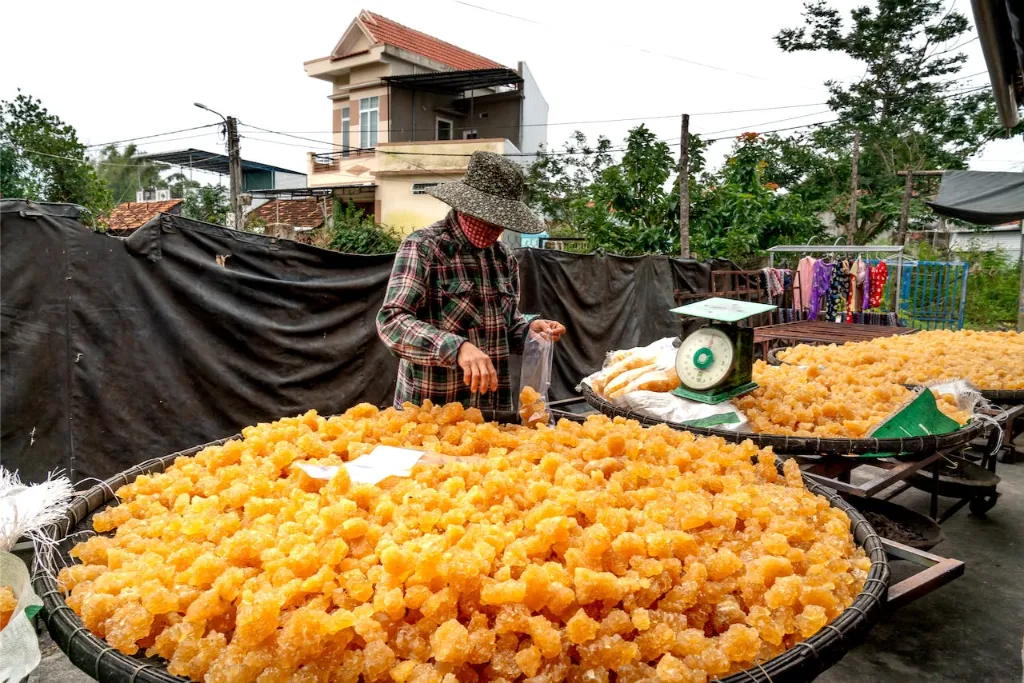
left=669, top=297, right=777, bottom=404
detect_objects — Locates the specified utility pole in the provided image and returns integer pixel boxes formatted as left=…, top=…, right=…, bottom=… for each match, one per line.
left=896, top=171, right=914, bottom=246
left=896, top=170, right=944, bottom=246
left=226, top=116, right=242, bottom=230
left=1018, top=219, right=1024, bottom=332
left=195, top=103, right=243, bottom=230
left=679, top=114, right=690, bottom=258
left=848, top=132, right=859, bottom=244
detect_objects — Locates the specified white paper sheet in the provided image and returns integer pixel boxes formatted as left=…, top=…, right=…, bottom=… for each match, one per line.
left=295, top=445, right=429, bottom=486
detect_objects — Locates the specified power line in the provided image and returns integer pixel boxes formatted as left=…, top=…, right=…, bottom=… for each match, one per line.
left=448, top=0, right=818, bottom=90
left=452, top=1, right=539, bottom=24
left=238, top=101, right=835, bottom=138
left=701, top=109, right=834, bottom=136
left=85, top=123, right=221, bottom=149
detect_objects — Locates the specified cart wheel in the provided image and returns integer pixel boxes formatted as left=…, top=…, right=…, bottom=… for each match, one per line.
left=969, top=492, right=999, bottom=516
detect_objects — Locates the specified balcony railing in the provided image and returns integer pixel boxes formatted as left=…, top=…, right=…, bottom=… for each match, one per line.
left=312, top=148, right=374, bottom=165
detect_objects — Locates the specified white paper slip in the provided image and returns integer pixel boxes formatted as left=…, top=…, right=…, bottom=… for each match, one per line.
left=296, top=446, right=431, bottom=486
left=294, top=463, right=340, bottom=480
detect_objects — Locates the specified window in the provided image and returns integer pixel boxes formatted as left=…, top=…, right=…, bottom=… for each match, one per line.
left=359, top=97, right=379, bottom=149
left=436, top=117, right=453, bottom=141
left=412, top=182, right=439, bottom=195
left=463, top=130, right=479, bottom=140
left=341, top=107, right=350, bottom=157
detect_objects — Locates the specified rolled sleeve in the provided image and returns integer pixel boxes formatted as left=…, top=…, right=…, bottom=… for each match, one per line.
left=376, top=239, right=465, bottom=368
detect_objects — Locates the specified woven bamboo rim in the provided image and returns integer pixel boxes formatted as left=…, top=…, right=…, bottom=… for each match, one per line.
left=766, top=346, right=1023, bottom=403
left=582, top=384, right=988, bottom=456
left=31, top=424, right=890, bottom=683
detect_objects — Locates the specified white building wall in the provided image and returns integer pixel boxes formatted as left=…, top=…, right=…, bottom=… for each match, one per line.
left=949, top=225, right=1023, bottom=263
left=273, top=171, right=308, bottom=189
left=518, top=61, right=548, bottom=163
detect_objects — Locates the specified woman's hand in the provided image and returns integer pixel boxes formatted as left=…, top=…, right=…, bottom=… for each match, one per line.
left=529, top=319, right=566, bottom=342
left=457, top=342, right=498, bottom=394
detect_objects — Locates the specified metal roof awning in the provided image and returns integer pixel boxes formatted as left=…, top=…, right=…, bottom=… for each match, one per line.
left=136, top=148, right=304, bottom=176
left=383, top=68, right=523, bottom=94
left=249, top=184, right=376, bottom=198
left=972, top=0, right=1024, bottom=128
left=926, top=170, right=1024, bottom=225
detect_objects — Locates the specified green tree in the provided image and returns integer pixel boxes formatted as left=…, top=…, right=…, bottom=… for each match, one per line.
left=526, top=126, right=691, bottom=256
left=0, top=91, right=112, bottom=220
left=182, top=184, right=230, bottom=225
left=525, top=131, right=614, bottom=233
left=327, top=198, right=401, bottom=254
left=691, top=133, right=825, bottom=265
left=94, top=144, right=167, bottom=205
left=165, top=172, right=200, bottom=199
left=775, top=0, right=1019, bottom=242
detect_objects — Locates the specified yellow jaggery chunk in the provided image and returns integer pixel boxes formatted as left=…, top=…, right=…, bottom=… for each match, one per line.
left=519, top=386, right=549, bottom=428
left=0, top=585, right=16, bottom=631
left=61, top=403, right=871, bottom=682
left=778, top=330, right=1024, bottom=391
left=731, top=360, right=971, bottom=437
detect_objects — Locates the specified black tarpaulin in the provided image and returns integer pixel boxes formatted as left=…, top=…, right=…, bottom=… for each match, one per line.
left=926, top=170, right=1024, bottom=225
left=1, top=200, right=722, bottom=483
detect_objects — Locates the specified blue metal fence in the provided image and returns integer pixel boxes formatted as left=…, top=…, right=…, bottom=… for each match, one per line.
left=870, top=259, right=969, bottom=330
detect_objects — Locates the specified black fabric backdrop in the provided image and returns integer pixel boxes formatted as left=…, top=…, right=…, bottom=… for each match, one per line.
left=1, top=201, right=723, bottom=483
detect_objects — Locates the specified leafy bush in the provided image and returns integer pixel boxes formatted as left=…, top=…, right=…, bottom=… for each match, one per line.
left=327, top=199, right=401, bottom=255
left=960, top=246, right=1020, bottom=329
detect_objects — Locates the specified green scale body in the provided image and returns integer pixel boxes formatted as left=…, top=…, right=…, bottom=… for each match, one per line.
left=669, top=298, right=776, bottom=405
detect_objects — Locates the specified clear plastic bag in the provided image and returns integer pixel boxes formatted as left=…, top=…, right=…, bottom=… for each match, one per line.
left=0, top=551, right=43, bottom=682
left=519, top=332, right=554, bottom=426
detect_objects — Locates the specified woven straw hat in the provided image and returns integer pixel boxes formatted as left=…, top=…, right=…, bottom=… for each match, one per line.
left=426, top=151, right=546, bottom=234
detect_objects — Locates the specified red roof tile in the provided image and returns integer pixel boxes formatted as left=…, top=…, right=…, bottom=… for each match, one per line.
left=249, top=198, right=332, bottom=229
left=356, top=10, right=504, bottom=71
left=102, top=199, right=183, bottom=232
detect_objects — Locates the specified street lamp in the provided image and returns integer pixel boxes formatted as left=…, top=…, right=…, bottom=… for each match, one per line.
left=194, top=102, right=241, bottom=230
left=194, top=102, right=226, bottom=123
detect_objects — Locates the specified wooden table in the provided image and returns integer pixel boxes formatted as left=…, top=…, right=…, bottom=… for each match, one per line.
left=754, top=320, right=917, bottom=345
left=754, top=320, right=917, bottom=357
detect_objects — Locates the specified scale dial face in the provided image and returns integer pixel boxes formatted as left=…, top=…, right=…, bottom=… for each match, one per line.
left=676, top=327, right=735, bottom=390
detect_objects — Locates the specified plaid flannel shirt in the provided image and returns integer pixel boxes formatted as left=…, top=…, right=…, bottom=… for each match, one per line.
left=376, top=211, right=530, bottom=410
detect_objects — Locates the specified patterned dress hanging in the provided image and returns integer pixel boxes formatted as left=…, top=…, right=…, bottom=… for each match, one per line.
left=808, top=260, right=833, bottom=320
left=869, top=261, right=888, bottom=309
left=824, top=260, right=850, bottom=322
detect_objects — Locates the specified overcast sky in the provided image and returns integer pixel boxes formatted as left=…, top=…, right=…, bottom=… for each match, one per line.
left=1, top=0, right=1019, bottom=186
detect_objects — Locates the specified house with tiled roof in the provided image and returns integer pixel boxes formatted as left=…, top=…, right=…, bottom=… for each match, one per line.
left=303, top=9, right=547, bottom=237
left=102, top=199, right=183, bottom=236
left=246, top=198, right=333, bottom=244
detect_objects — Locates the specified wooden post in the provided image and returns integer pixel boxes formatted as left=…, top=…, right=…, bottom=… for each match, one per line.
left=226, top=116, right=243, bottom=230
left=896, top=171, right=913, bottom=246
left=848, top=132, right=859, bottom=244
left=679, top=114, right=690, bottom=258
left=1018, top=219, right=1024, bottom=332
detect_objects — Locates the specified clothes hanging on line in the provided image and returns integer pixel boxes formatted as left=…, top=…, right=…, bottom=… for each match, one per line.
left=849, top=311, right=904, bottom=327
left=796, top=256, right=816, bottom=310
left=760, top=268, right=785, bottom=298
left=847, top=258, right=868, bottom=320
left=869, top=261, right=888, bottom=308
left=862, top=263, right=872, bottom=309
left=824, top=260, right=851, bottom=322
left=808, top=260, right=833, bottom=320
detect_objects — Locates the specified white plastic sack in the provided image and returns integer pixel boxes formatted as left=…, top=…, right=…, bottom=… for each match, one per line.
left=928, top=379, right=984, bottom=415
left=0, top=551, right=42, bottom=683
left=620, top=391, right=748, bottom=432
left=579, top=337, right=678, bottom=389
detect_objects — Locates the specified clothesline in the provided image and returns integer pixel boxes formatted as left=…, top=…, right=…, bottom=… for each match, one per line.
left=767, top=244, right=903, bottom=312
left=758, top=257, right=894, bottom=324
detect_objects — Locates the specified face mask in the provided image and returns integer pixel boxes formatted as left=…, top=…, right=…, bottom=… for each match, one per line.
left=457, top=212, right=504, bottom=248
